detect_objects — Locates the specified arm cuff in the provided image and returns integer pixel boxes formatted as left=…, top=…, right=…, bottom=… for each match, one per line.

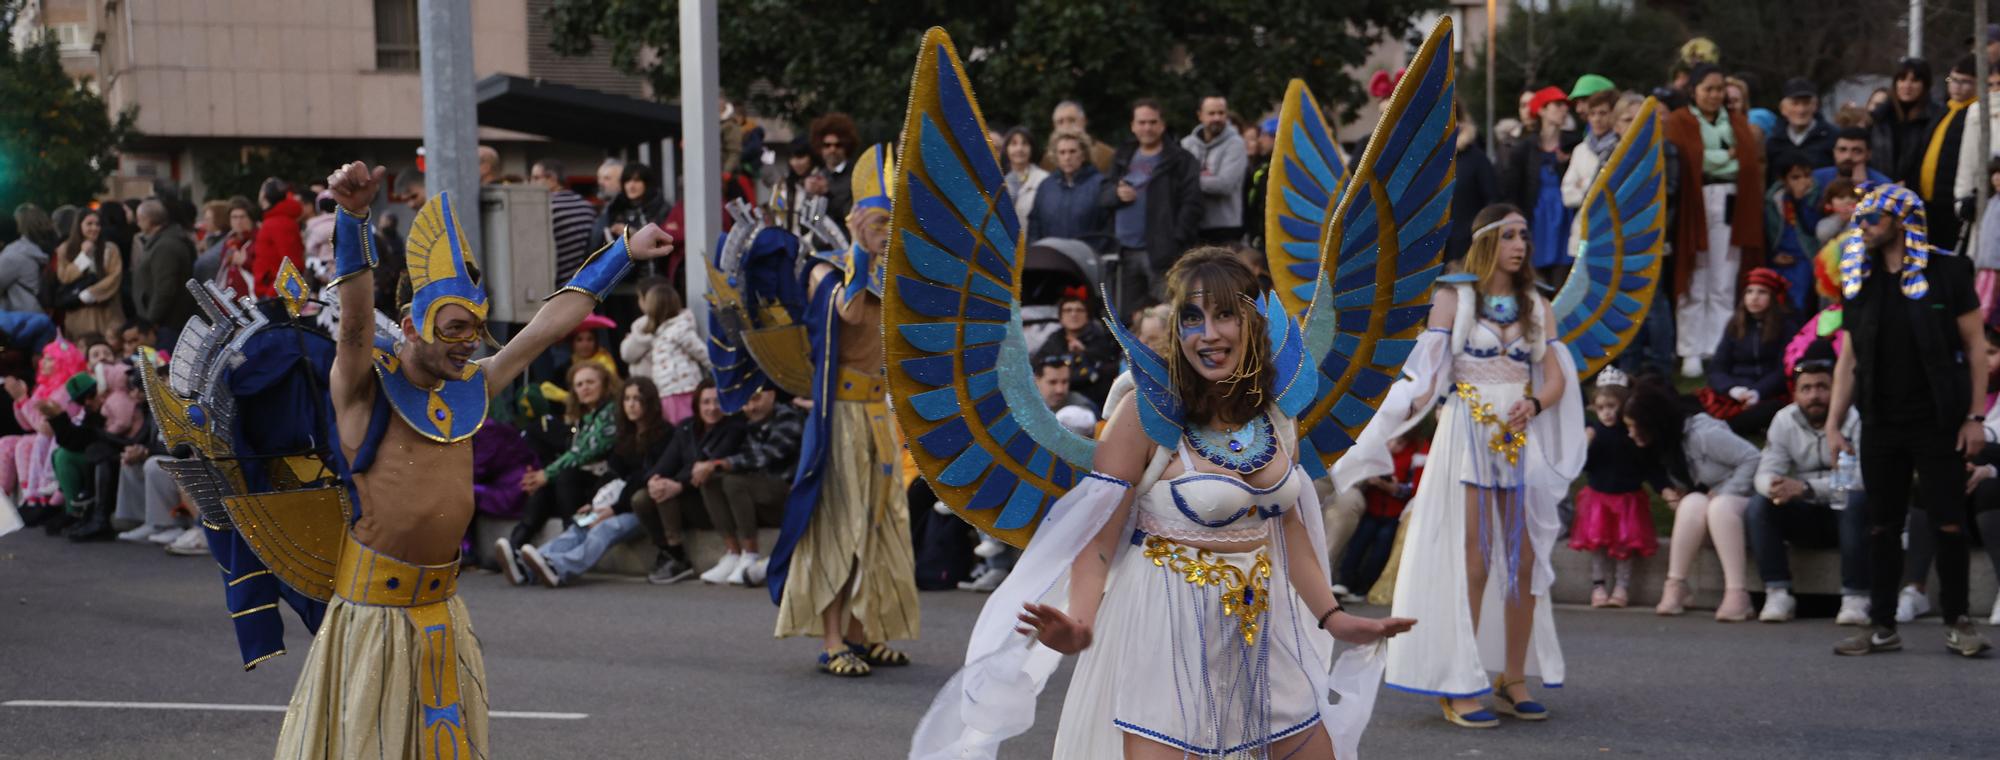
left=328, top=207, right=378, bottom=286
left=550, top=234, right=634, bottom=303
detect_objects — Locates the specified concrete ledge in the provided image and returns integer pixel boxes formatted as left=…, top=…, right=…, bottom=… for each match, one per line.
left=1548, top=544, right=1997, bottom=617
left=472, top=517, right=781, bottom=576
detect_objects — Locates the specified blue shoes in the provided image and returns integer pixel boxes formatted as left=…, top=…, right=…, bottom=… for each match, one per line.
left=1491, top=675, right=1549, bottom=721
left=1438, top=697, right=1499, bottom=728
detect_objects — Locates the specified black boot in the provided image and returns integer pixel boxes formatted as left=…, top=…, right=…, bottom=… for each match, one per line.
left=65, top=497, right=115, bottom=542
left=19, top=504, right=52, bottom=527
left=42, top=508, right=76, bottom=536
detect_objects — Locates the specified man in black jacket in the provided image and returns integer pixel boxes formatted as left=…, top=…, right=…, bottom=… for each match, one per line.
left=131, top=201, right=198, bottom=342
left=1826, top=185, right=1992, bottom=658
left=1099, top=98, right=1203, bottom=312
left=1768, top=78, right=1838, bottom=171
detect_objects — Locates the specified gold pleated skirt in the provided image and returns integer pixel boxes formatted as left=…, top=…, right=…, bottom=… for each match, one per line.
left=774, top=398, right=921, bottom=642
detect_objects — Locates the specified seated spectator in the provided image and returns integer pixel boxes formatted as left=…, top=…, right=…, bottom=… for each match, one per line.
left=469, top=419, right=538, bottom=566
left=1904, top=326, right=2000, bottom=625
left=41, top=372, right=125, bottom=542
left=113, top=376, right=180, bottom=545
left=497, top=362, right=620, bottom=583
left=1698, top=267, right=1799, bottom=436
left=696, top=386, right=802, bottom=586
left=541, top=314, right=621, bottom=408
left=1031, top=289, right=1120, bottom=409
left=120, top=320, right=159, bottom=361
left=1337, top=425, right=1426, bottom=602
left=2, top=340, right=84, bottom=525
left=1747, top=350, right=1870, bottom=624
left=1625, top=378, right=1761, bottom=621
left=640, top=282, right=709, bottom=424
left=517, top=378, right=673, bottom=588
left=632, top=381, right=746, bottom=584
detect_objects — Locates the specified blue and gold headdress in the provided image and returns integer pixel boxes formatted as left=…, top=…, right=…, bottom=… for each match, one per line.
left=850, top=143, right=894, bottom=218
left=403, top=192, right=489, bottom=342
left=1839, top=182, right=1931, bottom=300
left=827, top=143, right=894, bottom=299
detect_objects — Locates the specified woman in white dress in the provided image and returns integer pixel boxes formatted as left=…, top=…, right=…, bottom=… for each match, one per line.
left=911, top=249, right=1413, bottom=760
left=1337, top=204, right=1586, bottom=729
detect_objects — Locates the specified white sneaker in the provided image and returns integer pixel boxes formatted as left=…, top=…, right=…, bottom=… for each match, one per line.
left=932, top=500, right=951, bottom=515
left=1836, top=595, right=1872, bottom=626
left=1331, top=583, right=1351, bottom=597
left=117, top=524, right=163, bottom=544
left=743, top=556, right=769, bottom=586
left=727, top=552, right=761, bottom=586
left=166, top=527, right=208, bottom=556
left=1679, top=356, right=1704, bottom=378
left=493, top=538, right=525, bottom=586
left=518, top=544, right=560, bottom=588
left=957, top=568, right=1008, bottom=592
left=1759, top=588, right=1796, bottom=622
left=973, top=536, right=1006, bottom=559
left=147, top=526, right=185, bottom=546
left=1895, top=585, right=1931, bottom=623
left=1988, top=591, right=2000, bottom=626
left=701, top=552, right=743, bottom=585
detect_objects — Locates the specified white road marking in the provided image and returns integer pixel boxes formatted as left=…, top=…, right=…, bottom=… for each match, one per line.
left=2, top=700, right=586, bottom=720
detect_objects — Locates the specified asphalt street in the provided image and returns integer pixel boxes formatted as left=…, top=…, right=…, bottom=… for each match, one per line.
left=2, top=531, right=1993, bottom=759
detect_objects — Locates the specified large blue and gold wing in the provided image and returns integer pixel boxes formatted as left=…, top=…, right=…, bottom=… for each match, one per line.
left=884, top=28, right=1094, bottom=549
left=1552, top=97, right=1667, bottom=379
left=1295, top=17, right=1455, bottom=476
left=1264, top=79, right=1348, bottom=321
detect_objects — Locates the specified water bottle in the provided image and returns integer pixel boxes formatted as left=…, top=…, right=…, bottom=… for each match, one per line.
left=1832, top=451, right=1862, bottom=498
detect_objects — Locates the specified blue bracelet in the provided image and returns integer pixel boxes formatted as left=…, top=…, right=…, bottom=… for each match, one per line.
left=329, top=207, right=378, bottom=285
left=550, top=234, right=634, bottom=302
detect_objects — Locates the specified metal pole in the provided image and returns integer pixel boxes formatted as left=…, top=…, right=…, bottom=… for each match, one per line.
left=1979, top=0, right=1991, bottom=223
left=418, top=0, right=481, bottom=253
left=680, top=0, right=720, bottom=328
left=1907, top=0, right=1923, bottom=59
left=1485, top=0, right=1496, bottom=155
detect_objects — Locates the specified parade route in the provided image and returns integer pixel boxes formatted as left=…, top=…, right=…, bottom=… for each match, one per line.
left=2, top=532, right=1991, bottom=759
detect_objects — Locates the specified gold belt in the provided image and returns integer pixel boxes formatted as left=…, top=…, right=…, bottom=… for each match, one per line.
left=1455, top=382, right=1528, bottom=466
left=833, top=367, right=886, bottom=402
left=333, top=533, right=470, bottom=759
left=1141, top=535, right=1272, bottom=646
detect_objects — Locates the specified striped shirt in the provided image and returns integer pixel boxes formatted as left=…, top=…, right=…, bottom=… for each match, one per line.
left=549, top=189, right=599, bottom=284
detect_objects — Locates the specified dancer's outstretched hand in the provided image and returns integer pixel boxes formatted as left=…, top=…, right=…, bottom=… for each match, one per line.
left=1325, top=612, right=1416, bottom=645
left=1018, top=603, right=1093, bottom=654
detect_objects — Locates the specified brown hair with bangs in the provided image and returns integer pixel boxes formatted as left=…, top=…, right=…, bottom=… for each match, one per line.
left=1162, top=247, right=1273, bottom=428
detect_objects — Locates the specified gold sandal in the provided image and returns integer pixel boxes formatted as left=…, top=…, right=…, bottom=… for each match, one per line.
left=847, top=640, right=911, bottom=667
left=817, top=649, right=872, bottom=677
left=1490, top=675, right=1548, bottom=721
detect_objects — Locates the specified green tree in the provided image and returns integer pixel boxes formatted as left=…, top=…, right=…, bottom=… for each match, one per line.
left=1462, top=1, right=1687, bottom=121
left=545, top=0, right=1439, bottom=142
left=194, top=143, right=353, bottom=205
left=0, top=1, right=137, bottom=211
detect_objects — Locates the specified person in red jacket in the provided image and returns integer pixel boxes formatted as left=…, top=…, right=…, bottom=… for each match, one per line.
left=250, top=178, right=305, bottom=298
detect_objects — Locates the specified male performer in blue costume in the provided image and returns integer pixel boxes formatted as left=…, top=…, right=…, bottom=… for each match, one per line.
left=272, top=161, right=674, bottom=758
left=764, top=145, right=923, bottom=677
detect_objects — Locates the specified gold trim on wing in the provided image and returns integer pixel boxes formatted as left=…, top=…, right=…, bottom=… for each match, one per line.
left=219, top=487, right=353, bottom=602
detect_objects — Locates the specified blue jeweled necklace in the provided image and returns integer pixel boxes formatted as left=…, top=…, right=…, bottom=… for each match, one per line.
left=1480, top=293, right=1520, bottom=325
left=1185, top=414, right=1278, bottom=475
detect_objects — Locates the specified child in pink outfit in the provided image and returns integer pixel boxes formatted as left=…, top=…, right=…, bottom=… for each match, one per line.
left=1569, top=373, right=1658, bottom=607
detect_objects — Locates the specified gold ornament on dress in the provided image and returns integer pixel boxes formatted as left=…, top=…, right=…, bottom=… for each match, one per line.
left=1455, top=382, right=1527, bottom=467
left=1143, top=535, right=1273, bottom=646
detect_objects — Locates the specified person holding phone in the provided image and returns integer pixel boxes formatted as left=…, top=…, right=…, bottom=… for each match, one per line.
left=53, top=208, right=126, bottom=342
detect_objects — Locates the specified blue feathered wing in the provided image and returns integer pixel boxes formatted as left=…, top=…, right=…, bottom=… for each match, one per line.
left=1264, top=79, right=1348, bottom=321
left=1551, top=97, right=1668, bottom=379
left=883, top=28, right=1094, bottom=549
left=1294, top=17, right=1456, bottom=476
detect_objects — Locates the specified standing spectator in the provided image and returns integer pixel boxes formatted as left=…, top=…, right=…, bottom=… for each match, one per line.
left=1180, top=95, right=1248, bottom=245
left=1446, top=100, right=1502, bottom=265
left=302, top=192, right=337, bottom=282
left=1242, top=116, right=1275, bottom=250
left=214, top=199, right=258, bottom=299
left=1698, top=267, right=1799, bottom=437
left=53, top=209, right=125, bottom=341
left=634, top=382, right=746, bottom=584
left=532, top=159, right=600, bottom=283
left=478, top=145, right=501, bottom=185
left=809, top=113, right=861, bottom=225
left=1748, top=353, right=1871, bottom=625
left=697, top=386, right=802, bottom=586
left=620, top=278, right=664, bottom=385
left=1918, top=57, right=1979, bottom=252
left=1504, top=86, right=1579, bottom=277
left=1765, top=154, right=1821, bottom=310
left=1001, top=127, right=1050, bottom=233
left=1624, top=379, right=1761, bottom=622
left=497, top=362, right=621, bottom=582
left=1492, top=90, right=1536, bottom=178
left=595, top=158, right=625, bottom=202
left=1027, top=132, right=1108, bottom=250
left=1768, top=78, right=1838, bottom=170
left=250, top=178, right=304, bottom=299
left=1827, top=185, right=1991, bottom=657
left=1816, top=128, right=1892, bottom=193
left=1042, top=100, right=1117, bottom=174
left=1560, top=82, right=1623, bottom=214
left=0, top=204, right=54, bottom=313
left=129, top=200, right=198, bottom=341
left=1954, top=63, right=2000, bottom=266
left=1029, top=290, right=1119, bottom=408
left=599, top=162, right=668, bottom=245
left=192, top=201, right=228, bottom=285
left=764, top=139, right=823, bottom=238
left=1569, top=376, right=1654, bottom=608
left=1665, top=63, right=1767, bottom=379
left=1869, top=58, right=1937, bottom=184
left=1099, top=98, right=1202, bottom=308
left=517, top=378, right=672, bottom=588
left=641, top=281, right=708, bottom=424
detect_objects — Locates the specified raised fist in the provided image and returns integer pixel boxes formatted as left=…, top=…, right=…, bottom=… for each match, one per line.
left=326, top=161, right=387, bottom=216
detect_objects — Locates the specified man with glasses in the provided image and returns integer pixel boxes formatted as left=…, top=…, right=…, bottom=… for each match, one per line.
left=808, top=112, right=862, bottom=228
left=1826, top=183, right=1992, bottom=658
left=1918, top=56, right=1981, bottom=251
left=1746, top=349, right=1870, bottom=624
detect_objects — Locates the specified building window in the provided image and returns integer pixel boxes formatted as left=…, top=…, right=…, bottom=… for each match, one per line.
left=51, top=23, right=89, bottom=52
left=375, top=0, right=420, bottom=71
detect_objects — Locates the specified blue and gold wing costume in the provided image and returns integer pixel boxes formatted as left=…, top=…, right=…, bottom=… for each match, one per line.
left=703, top=200, right=814, bottom=410
left=1550, top=97, right=1667, bottom=379
left=1263, top=79, right=1348, bottom=321
left=883, top=31, right=1095, bottom=549
left=140, top=260, right=350, bottom=669
left=1291, top=21, right=1456, bottom=475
